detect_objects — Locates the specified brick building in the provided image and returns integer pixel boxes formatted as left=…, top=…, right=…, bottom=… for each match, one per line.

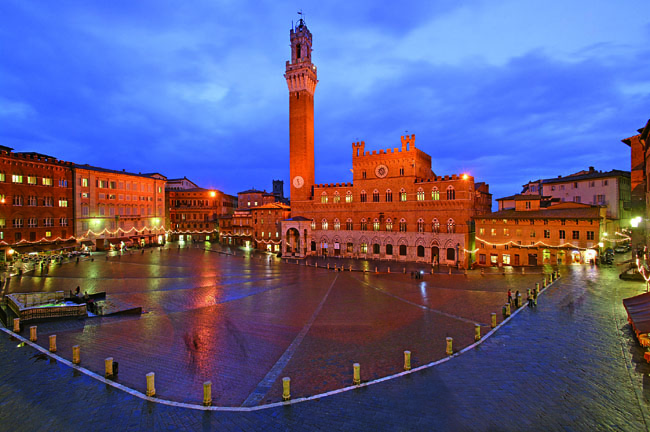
left=623, top=119, right=650, bottom=250
left=475, top=197, right=605, bottom=266
left=251, top=202, right=291, bottom=252
left=520, top=167, right=631, bottom=235
left=73, top=166, right=166, bottom=250
left=0, top=147, right=75, bottom=260
left=280, top=19, right=492, bottom=267
left=166, top=181, right=236, bottom=243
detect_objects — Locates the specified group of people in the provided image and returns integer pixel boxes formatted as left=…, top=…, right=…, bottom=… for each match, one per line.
left=69, top=286, right=98, bottom=313
left=507, top=288, right=537, bottom=309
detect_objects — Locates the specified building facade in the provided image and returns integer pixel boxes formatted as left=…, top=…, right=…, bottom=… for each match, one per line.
left=72, top=166, right=166, bottom=250
left=280, top=20, right=492, bottom=267
left=0, top=147, right=75, bottom=260
left=251, top=202, right=291, bottom=252
left=167, top=187, right=235, bottom=243
left=475, top=199, right=606, bottom=267
left=521, top=167, right=631, bottom=235
left=623, top=119, right=650, bottom=250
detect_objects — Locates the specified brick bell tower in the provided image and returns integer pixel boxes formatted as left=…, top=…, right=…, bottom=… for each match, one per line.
left=285, top=18, right=317, bottom=206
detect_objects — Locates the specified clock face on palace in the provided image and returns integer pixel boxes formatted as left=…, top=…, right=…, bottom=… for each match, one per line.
left=293, top=175, right=304, bottom=188
left=375, top=164, right=388, bottom=178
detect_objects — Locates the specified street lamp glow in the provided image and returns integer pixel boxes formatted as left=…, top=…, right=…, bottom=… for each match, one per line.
left=631, top=216, right=643, bottom=228
left=462, top=174, right=469, bottom=180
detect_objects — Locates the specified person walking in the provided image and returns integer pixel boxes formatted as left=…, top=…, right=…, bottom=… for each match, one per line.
left=507, top=289, right=513, bottom=305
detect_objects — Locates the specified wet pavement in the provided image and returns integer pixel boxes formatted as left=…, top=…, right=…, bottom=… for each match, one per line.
left=1, top=246, right=649, bottom=430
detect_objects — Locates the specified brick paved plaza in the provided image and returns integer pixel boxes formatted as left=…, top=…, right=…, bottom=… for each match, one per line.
left=1, top=247, right=650, bottom=430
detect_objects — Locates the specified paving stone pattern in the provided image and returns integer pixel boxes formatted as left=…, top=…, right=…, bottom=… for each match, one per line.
left=0, top=247, right=649, bottom=430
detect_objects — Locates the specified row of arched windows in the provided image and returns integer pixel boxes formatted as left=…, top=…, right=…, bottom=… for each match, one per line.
left=320, top=186, right=457, bottom=204
left=311, top=218, right=456, bottom=233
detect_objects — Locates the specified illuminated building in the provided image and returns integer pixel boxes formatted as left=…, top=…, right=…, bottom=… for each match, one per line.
left=165, top=178, right=236, bottom=243
left=221, top=184, right=287, bottom=248
left=251, top=202, right=291, bottom=252
left=0, top=147, right=74, bottom=259
left=474, top=196, right=605, bottom=266
left=622, top=119, right=650, bottom=250
left=520, top=167, right=631, bottom=235
left=280, top=19, right=492, bottom=267
left=73, top=166, right=166, bottom=249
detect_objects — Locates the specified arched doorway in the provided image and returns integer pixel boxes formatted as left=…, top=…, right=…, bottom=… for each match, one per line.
left=285, top=228, right=300, bottom=256
left=431, top=246, right=439, bottom=265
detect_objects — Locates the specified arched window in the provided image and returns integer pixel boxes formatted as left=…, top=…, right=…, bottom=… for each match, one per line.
left=447, top=218, right=455, bottom=233
left=360, top=190, right=367, bottom=203
left=385, top=218, right=393, bottom=232
left=373, top=218, right=380, bottom=231
left=417, top=218, right=425, bottom=233
left=360, top=218, right=368, bottom=231
left=373, top=189, right=380, bottom=202
left=334, top=218, right=340, bottom=230
left=386, top=244, right=394, bottom=255
left=431, top=187, right=440, bottom=201
left=346, top=191, right=353, bottom=203
left=399, top=244, right=407, bottom=256
left=321, top=218, right=328, bottom=230
left=385, top=189, right=393, bottom=202
left=321, top=192, right=328, bottom=204
left=310, top=219, right=316, bottom=230
left=399, top=218, right=407, bottom=232
left=446, top=186, right=455, bottom=200
left=400, top=188, right=407, bottom=202
left=416, top=188, right=425, bottom=201
left=417, top=245, right=425, bottom=257
left=432, top=218, right=440, bottom=233
left=333, top=191, right=341, bottom=203
left=373, top=243, right=380, bottom=254
left=346, top=218, right=353, bottom=230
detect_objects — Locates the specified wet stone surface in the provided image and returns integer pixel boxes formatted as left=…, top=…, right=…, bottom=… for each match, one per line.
left=1, top=246, right=649, bottom=430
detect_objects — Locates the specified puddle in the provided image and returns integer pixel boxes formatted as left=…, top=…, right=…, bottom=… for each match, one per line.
left=31, top=352, right=49, bottom=362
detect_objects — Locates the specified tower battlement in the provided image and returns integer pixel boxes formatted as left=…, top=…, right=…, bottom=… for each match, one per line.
left=401, top=134, right=415, bottom=151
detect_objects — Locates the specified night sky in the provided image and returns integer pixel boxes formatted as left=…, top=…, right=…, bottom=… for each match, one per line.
left=1, top=1, right=648, bottom=205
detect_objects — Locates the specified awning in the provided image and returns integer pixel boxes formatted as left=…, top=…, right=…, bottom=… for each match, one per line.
left=623, top=292, right=650, bottom=334
left=13, top=242, right=76, bottom=254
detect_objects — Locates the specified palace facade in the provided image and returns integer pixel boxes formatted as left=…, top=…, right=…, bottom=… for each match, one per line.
left=0, top=147, right=75, bottom=260
left=280, top=20, right=492, bottom=267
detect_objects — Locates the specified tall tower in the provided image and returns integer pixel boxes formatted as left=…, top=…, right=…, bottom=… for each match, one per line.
left=285, top=18, right=317, bottom=206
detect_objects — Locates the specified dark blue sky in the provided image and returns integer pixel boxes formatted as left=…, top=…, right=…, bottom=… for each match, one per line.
left=1, top=1, right=648, bottom=203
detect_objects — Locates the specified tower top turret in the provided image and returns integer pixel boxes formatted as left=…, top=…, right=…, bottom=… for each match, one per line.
left=285, top=17, right=318, bottom=94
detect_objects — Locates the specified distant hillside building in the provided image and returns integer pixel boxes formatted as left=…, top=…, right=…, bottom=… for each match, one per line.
left=280, top=19, right=492, bottom=267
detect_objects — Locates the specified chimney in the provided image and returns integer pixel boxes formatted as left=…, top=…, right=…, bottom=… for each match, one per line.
left=589, top=166, right=595, bottom=173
